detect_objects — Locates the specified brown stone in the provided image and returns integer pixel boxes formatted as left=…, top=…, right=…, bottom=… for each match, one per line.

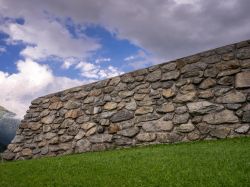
left=108, top=124, right=120, bottom=134
left=235, top=71, right=250, bottom=88
left=104, top=102, right=117, bottom=110
left=162, top=70, right=180, bottom=80
left=136, top=133, right=156, bottom=142
left=49, top=101, right=63, bottom=110
left=162, top=86, right=176, bottom=98
left=135, top=106, right=154, bottom=115
left=216, top=91, right=246, bottom=103
left=65, top=109, right=82, bottom=119
left=199, top=78, right=216, bottom=89
left=21, top=148, right=32, bottom=156
left=81, top=122, right=96, bottom=131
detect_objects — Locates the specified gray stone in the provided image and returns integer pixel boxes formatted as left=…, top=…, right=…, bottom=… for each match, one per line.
left=49, top=136, right=59, bottom=144
left=174, top=91, right=196, bottom=103
left=235, top=72, right=250, bottom=88
left=167, top=132, right=183, bottom=143
left=196, top=123, right=210, bottom=134
left=183, top=71, right=203, bottom=78
left=59, top=143, right=72, bottom=151
left=146, top=69, right=162, bottom=82
left=40, top=109, right=50, bottom=117
left=187, top=101, right=224, bottom=115
left=2, top=151, right=15, bottom=160
left=181, top=62, right=207, bottom=73
left=175, top=106, right=187, bottom=114
left=136, top=133, right=156, bottom=142
left=218, top=76, right=233, bottom=85
left=187, top=131, right=200, bottom=141
left=203, top=110, right=239, bottom=124
left=242, top=111, right=250, bottom=122
left=41, top=115, right=55, bottom=124
left=161, top=62, right=176, bottom=71
left=119, top=91, right=134, bottom=98
left=234, top=125, right=250, bottom=134
left=225, top=104, right=242, bottom=110
left=204, top=67, right=218, bottom=77
left=59, top=135, right=74, bottom=142
left=240, top=59, right=250, bottom=68
left=43, top=125, right=51, bottom=132
left=163, top=113, right=174, bottom=121
left=157, top=133, right=170, bottom=143
left=216, top=45, right=234, bottom=54
left=110, top=109, right=134, bottom=122
left=109, top=77, right=121, bottom=86
left=217, top=69, right=240, bottom=77
left=156, top=102, right=175, bottom=113
left=61, top=119, right=74, bottom=128
left=176, top=121, right=195, bottom=133
left=141, top=120, right=173, bottom=132
left=173, top=113, right=190, bottom=125
left=215, top=60, right=240, bottom=71
left=89, top=134, right=113, bottom=143
left=216, top=91, right=246, bottom=103
left=134, top=94, right=146, bottom=101
left=121, top=74, right=134, bottom=83
left=117, top=127, right=139, bottom=137
left=199, top=78, right=216, bottom=89
left=125, top=100, right=137, bottom=110
left=236, top=46, right=250, bottom=59
left=64, top=100, right=81, bottom=109
left=75, top=139, right=91, bottom=153
left=162, top=70, right=180, bottom=81
left=100, top=111, right=116, bottom=119
left=44, top=132, right=57, bottom=140
left=113, top=136, right=134, bottom=146
left=132, top=69, right=148, bottom=76
left=210, top=127, right=230, bottom=138
left=29, top=123, right=42, bottom=131
left=214, top=87, right=232, bottom=97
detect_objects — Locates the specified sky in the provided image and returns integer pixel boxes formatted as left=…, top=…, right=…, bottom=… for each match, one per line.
left=0, top=0, right=250, bottom=118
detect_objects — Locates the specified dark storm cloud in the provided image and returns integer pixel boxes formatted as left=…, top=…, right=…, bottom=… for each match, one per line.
left=1, top=0, right=250, bottom=61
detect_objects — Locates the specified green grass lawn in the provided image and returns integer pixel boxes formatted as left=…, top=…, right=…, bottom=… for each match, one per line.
left=0, top=137, right=250, bottom=187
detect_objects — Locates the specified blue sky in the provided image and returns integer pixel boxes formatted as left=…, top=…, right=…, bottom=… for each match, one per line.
left=0, top=0, right=250, bottom=117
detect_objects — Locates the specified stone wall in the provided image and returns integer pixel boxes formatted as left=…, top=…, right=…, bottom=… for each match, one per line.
left=3, top=39, right=250, bottom=160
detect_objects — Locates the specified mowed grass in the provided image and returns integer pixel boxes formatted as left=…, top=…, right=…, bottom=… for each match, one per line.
left=0, top=137, right=250, bottom=187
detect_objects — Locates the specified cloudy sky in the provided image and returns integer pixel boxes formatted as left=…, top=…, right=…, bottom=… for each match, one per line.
left=0, top=0, right=250, bottom=117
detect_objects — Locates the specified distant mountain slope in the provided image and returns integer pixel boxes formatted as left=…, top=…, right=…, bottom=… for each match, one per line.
left=0, top=106, right=20, bottom=152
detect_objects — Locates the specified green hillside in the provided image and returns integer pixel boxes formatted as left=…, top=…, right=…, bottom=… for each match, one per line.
left=0, top=137, right=250, bottom=187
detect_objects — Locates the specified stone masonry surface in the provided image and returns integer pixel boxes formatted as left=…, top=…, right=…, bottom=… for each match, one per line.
left=3, top=39, right=250, bottom=160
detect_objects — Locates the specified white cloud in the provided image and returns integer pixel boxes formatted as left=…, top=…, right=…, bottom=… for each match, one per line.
left=0, top=46, right=6, bottom=54
left=75, top=61, right=124, bottom=79
left=124, top=56, right=135, bottom=61
left=0, top=6, right=100, bottom=62
left=95, top=58, right=111, bottom=63
left=1, top=0, right=250, bottom=63
left=125, top=50, right=163, bottom=69
left=0, top=59, right=84, bottom=118
left=61, top=57, right=78, bottom=69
